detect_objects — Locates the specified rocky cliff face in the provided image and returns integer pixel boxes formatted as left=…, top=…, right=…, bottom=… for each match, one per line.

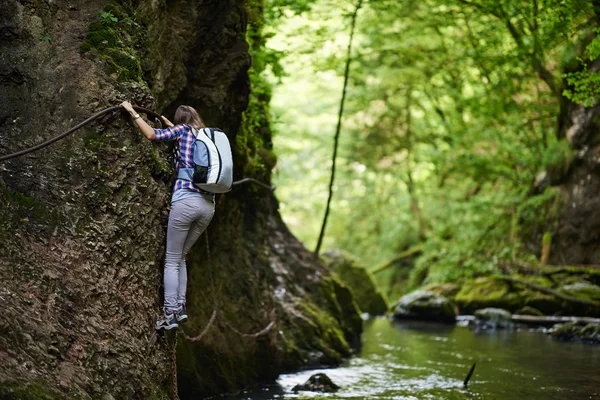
left=549, top=97, right=600, bottom=264
left=0, top=1, right=361, bottom=399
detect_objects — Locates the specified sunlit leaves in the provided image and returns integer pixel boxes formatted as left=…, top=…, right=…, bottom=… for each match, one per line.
left=266, top=0, right=599, bottom=296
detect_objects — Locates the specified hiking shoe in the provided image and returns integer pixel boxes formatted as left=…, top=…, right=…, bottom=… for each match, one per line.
left=175, top=303, right=188, bottom=323
left=155, top=310, right=178, bottom=331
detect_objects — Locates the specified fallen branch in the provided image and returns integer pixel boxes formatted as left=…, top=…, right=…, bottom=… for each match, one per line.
left=511, top=314, right=600, bottom=327
left=371, top=244, right=424, bottom=275
left=463, top=363, right=476, bottom=387
left=496, top=276, right=600, bottom=307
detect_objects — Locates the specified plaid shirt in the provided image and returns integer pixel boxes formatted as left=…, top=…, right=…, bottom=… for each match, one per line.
left=153, top=124, right=203, bottom=193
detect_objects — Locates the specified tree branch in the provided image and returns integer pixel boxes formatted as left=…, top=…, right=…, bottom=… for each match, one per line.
left=314, top=0, right=363, bottom=257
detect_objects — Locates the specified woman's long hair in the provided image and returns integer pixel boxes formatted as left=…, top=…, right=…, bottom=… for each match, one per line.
left=173, top=105, right=205, bottom=128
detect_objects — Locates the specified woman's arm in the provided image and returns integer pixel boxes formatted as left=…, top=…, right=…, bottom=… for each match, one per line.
left=121, top=101, right=156, bottom=141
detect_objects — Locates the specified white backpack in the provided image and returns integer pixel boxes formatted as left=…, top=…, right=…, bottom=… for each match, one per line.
left=177, top=127, right=233, bottom=193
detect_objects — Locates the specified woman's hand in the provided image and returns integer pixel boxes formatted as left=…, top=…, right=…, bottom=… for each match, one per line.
left=121, top=101, right=135, bottom=114
left=161, top=115, right=174, bottom=128
left=121, top=101, right=156, bottom=141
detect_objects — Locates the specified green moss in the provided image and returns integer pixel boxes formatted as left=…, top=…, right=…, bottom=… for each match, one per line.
left=543, top=139, right=574, bottom=184
left=551, top=321, right=600, bottom=344
left=542, top=232, right=552, bottom=245
left=83, top=131, right=104, bottom=150
left=101, top=48, right=142, bottom=82
left=80, top=20, right=120, bottom=52
left=80, top=1, right=146, bottom=83
left=454, top=277, right=532, bottom=313
left=0, top=382, right=62, bottom=400
left=0, top=190, right=65, bottom=235
left=296, top=300, right=349, bottom=361
left=236, top=0, right=278, bottom=182
left=322, top=250, right=389, bottom=316
left=452, top=273, right=600, bottom=316
left=560, top=281, right=600, bottom=302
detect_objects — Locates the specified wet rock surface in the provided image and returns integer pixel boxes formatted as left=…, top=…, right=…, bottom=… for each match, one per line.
left=474, top=308, right=513, bottom=329
left=393, top=290, right=457, bottom=323
left=292, top=373, right=340, bottom=393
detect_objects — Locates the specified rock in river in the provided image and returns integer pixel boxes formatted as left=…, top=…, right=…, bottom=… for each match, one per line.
left=292, top=373, right=340, bottom=393
left=550, top=321, right=600, bottom=344
left=393, top=290, right=457, bottom=323
left=474, top=308, right=513, bottom=329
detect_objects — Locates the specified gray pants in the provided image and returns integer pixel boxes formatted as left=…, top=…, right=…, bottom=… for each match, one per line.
left=164, top=195, right=215, bottom=311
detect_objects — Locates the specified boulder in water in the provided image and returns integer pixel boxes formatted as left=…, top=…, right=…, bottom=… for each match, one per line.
left=549, top=321, right=600, bottom=344
left=292, top=373, right=340, bottom=393
left=474, top=308, right=513, bottom=329
left=393, top=290, right=457, bottom=323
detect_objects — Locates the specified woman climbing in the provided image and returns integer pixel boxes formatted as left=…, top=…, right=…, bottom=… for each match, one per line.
left=121, top=101, right=215, bottom=331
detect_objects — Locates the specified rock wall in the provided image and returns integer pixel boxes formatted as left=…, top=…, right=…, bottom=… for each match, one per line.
left=0, top=1, right=362, bottom=399
left=549, top=96, right=600, bottom=264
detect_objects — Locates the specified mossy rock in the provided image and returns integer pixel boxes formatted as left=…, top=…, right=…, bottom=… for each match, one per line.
left=322, top=250, right=389, bottom=316
left=423, top=283, right=460, bottom=299
left=454, top=277, right=524, bottom=313
left=0, top=382, right=63, bottom=400
left=392, top=290, right=456, bottom=323
left=550, top=321, right=600, bottom=344
left=80, top=3, right=146, bottom=82
left=560, top=282, right=600, bottom=302
left=454, top=276, right=563, bottom=314
left=453, top=275, right=600, bottom=316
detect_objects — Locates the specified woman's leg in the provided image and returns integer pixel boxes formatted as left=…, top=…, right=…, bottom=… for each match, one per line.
left=177, top=196, right=215, bottom=305
left=164, top=200, right=198, bottom=311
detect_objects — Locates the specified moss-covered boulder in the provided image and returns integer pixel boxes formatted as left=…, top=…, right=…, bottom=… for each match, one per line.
left=452, top=274, right=600, bottom=316
left=453, top=277, right=527, bottom=313
left=474, top=308, right=513, bottom=329
left=550, top=321, right=600, bottom=344
left=292, top=373, right=340, bottom=393
left=322, top=250, right=389, bottom=316
left=393, top=290, right=456, bottom=323
left=423, top=283, right=460, bottom=298
left=560, top=282, right=600, bottom=302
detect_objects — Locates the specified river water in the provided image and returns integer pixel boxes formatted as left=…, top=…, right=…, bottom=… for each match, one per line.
left=227, top=317, right=600, bottom=399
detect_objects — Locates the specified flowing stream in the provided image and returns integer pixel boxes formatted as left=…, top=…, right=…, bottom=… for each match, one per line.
left=226, top=317, right=600, bottom=399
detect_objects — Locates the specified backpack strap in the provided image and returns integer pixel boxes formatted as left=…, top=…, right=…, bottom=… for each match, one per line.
left=176, top=126, right=197, bottom=181
left=201, top=127, right=215, bottom=142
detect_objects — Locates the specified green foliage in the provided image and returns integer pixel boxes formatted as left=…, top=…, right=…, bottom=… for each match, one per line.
left=543, top=139, right=575, bottom=182
left=100, top=11, right=119, bottom=23
left=237, top=0, right=283, bottom=180
left=265, top=0, right=599, bottom=295
left=563, top=27, right=600, bottom=106
left=564, top=67, right=600, bottom=106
